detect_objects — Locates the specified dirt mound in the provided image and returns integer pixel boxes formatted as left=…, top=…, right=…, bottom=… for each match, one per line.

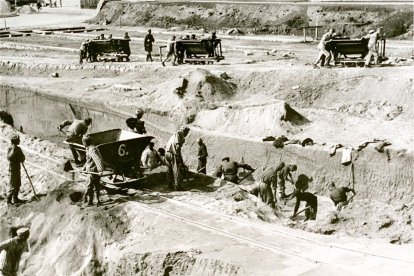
left=95, top=2, right=412, bottom=38
left=194, top=100, right=309, bottom=139
left=17, top=5, right=37, bottom=14
left=177, top=68, right=236, bottom=102
left=0, top=0, right=11, bottom=14
left=286, top=196, right=414, bottom=244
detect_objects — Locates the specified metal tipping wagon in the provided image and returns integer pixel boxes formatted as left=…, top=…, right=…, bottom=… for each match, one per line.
left=87, top=39, right=131, bottom=62
left=64, top=129, right=153, bottom=185
left=326, top=37, right=386, bottom=67
left=159, top=38, right=225, bottom=65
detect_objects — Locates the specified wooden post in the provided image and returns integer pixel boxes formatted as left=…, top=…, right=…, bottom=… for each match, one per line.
left=303, top=28, right=306, bottom=42
left=315, top=27, right=318, bottom=41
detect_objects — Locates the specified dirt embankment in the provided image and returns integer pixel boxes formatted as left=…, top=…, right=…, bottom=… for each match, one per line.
left=93, top=1, right=413, bottom=38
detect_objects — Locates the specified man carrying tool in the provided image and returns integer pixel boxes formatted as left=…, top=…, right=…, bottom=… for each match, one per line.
left=126, top=109, right=146, bottom=134
left=364, top=27, right=382, bottom=68
left=6, top=134, right=25, bottom=206
left=196, top=138, right=208, bottom=174
left=313, top=28, right=335, bottom=69
left=0, top=227, right=30, bottom=276
left=327, top=181, right=356, bottom=211
left=277, top=164, right=297, bottom=200
left=261, top=162, right=285, bottom=201
left=287, top=189, right=318, bottom=221
left=165, top=126, right=190, bottom=190
left=214, top=157, right=255, bottom=184
left=82, top=135, right=105, bottom=206
left=58, top=117, right=92, bottom=165
left=141, top=142, right=164, bottom=170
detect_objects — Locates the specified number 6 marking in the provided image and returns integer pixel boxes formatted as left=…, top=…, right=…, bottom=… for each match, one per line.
left=118, top=144, right=129, bottom=156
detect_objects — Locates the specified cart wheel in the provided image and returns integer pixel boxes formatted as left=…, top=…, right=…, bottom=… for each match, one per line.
left=201, top=61, right=206, bottom=65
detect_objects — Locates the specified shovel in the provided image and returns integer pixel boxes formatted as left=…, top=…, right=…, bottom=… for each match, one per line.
left=22, top=163, right=40, bottom=200
left=236, top=169, right=256, bottom=184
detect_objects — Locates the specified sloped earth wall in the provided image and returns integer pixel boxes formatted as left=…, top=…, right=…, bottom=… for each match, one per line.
left=93, top=1, right=413, bottom=38
left=1, top=86, right=413, bottom=205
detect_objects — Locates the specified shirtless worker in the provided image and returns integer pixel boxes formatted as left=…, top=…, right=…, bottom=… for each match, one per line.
left=0, top=227, right=30, bottom=276
left=141, top=142, right=164, bottom=170
left=214, top=157, right=254, bottom=184
left=313, top=28, right=335, bottom=69
left=58, top=117, right=92, bottom=165
left=327, top=181, right=356, bottom=211
left=161, top=35, right=177, bottom=66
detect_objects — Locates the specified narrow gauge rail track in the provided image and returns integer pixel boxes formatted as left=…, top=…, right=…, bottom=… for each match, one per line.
left=1, top=135, right=413, bottom=267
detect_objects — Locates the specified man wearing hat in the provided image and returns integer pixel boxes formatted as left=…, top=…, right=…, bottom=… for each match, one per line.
left=165, top=126, right=190, bottom=190
left=214, top=157, right=255, bottom=184
left=82, top=135, right=105, bottom=206
left=144, top=29, right=155, bottom=62
left=6, top=134, right=25, bottom=205
left=58, top=117, right=92, bottom=165
left=364, top=27, right=382, bottom=67
left=327, top=181, right=356, bottom=211
left=126, top=109, right=146, bottom=134
left=0, top=227, right=30, bottom=275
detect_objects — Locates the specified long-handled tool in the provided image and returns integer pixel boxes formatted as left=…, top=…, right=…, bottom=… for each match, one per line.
left=290, top=205, right=311, bottom=219
left=236, top=169, right=256, bottom=184
left=22, top=163, right=40, bottom=200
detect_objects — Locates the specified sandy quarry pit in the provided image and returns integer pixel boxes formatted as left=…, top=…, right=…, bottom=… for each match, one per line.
left=1, top=5, right=414, bottom=276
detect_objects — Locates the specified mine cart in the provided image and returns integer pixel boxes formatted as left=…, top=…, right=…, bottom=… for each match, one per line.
left=87, top=39, right=131, bottom=62
left=326, top=37, right=386, bottom=66
left=160, top=38, right=225, bottom=65
left=65, top=129, right=153, bottom=185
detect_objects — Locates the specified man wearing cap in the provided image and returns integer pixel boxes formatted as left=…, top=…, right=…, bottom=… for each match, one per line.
left=126, top=109, right=146, bottom=134
left=364, top=27, right=382, bottom=67
left=165, top=126, right=190, bottom=190
left=6, top=134, right=25, bottom=205
left=144, top=29, right=155, bottom=62
left=327, top=181, right=356, bottom=211
left=276, top=164, right=297, bottom=200
left=196, top=138, right=208, bottom=174
left=82, top=135, right=105, bottom=206
left=0, top=227, right=30, bottom=276
left=58, top=117, right=92, bottom=165
left=214, top=157, right=254, bottom=184
left=313, top=28, right=335, bottom=68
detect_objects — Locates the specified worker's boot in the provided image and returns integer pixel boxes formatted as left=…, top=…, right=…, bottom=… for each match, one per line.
left=95, top=190, right=101, bottom=206
left=6, top=194, right=14, bottom=206
left=13, top=194, right=24, bottom=204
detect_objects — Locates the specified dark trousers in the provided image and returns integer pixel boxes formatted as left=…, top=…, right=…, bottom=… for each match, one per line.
left=85, top=174, right=100, bottom=204
left=197, top=158, right=207, bottom=174
left=146, top=51, right=153, bottom=62
left=8, top=169, right=21, bottom=203
left=305, top=198, right=318, bottom=220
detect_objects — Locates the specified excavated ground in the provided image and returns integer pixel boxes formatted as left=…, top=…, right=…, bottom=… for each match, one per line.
left=1, top=6, right=414, bottom=276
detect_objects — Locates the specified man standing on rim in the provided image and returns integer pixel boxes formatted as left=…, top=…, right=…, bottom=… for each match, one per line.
left=196, top=138, right=208, bottom=174
left=6, top=134, right=25, bottom=206
left=144, top=29, right=155, bottom=62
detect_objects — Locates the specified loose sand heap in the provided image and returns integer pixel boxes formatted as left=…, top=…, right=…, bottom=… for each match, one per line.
left=17, top=5, right=37, bottom=15
left=0, top=0, right=11, bottom=15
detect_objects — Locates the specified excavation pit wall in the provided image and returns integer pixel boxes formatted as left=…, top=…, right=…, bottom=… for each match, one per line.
left=1, top=86, right=413, bottom=205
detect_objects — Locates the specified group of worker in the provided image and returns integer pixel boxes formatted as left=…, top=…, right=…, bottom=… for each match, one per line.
left=79, top=32, right=131, bottom=64
left=313, top=27, right=383, bottom=68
